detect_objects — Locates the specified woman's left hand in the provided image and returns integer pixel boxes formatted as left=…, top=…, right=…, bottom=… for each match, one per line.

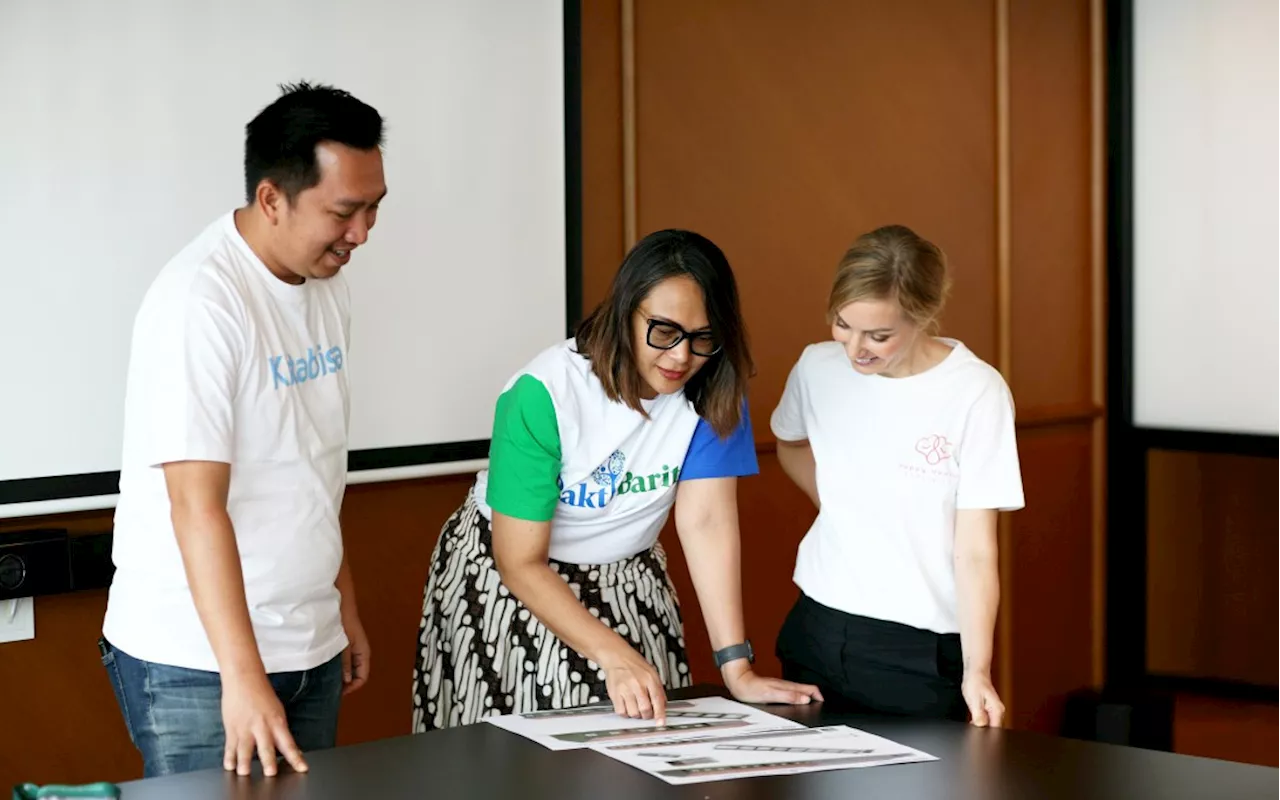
left=961, top=673, right=1004, bottom=727
left=725, top=668, right=824, bottom=706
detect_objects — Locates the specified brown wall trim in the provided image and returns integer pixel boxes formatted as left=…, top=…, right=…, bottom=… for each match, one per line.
left=994, top=0, right=1014, bottom=716
left=1089, top=0, right=1108, bottom=690
left=995, top=0, right=1013, bottom=385
left=621, top=0, right=637, bottom=250
left=1017, top=403, right=1105, bottom=430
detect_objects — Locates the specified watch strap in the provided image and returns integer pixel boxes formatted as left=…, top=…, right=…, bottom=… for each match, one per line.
left=713, top=640, right=754, bottom=669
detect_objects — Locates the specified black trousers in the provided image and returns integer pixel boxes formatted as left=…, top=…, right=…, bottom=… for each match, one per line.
left=776, top=593, right=968, bottom=722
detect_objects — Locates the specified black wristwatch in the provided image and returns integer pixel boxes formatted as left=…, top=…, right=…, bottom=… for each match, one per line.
left=713, top=640, right=754, bottom=670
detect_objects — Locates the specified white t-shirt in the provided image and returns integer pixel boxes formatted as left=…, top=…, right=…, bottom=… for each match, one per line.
left=770, top=339, right=1024, bottom=634
left=473, top=340, right=758, bottom=564
left=103, top=211, right=352, bottom=673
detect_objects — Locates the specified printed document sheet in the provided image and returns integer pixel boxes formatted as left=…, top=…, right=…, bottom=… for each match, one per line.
left=589, top=723, right=938, bottom=785
left=483, top=696, right=804, bottom=751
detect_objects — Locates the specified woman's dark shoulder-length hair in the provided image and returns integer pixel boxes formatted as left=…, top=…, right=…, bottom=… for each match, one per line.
left=574, top=229, right=754, bottom=436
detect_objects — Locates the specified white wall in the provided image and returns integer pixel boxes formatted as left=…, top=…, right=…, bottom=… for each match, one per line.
left=1133, top=0, right=1278, bottom=435
left=0, top=0, right=567, bottom=514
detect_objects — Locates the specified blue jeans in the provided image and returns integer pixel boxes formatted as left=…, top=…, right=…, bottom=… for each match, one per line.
left=99, top=638, right=343, bottom=778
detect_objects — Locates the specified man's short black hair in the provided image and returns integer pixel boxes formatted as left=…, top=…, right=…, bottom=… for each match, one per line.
left=243, top=81, right=384, bottom=203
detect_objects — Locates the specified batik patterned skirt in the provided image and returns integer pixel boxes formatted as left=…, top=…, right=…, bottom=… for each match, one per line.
left=411, top=491, right=691, bottom=732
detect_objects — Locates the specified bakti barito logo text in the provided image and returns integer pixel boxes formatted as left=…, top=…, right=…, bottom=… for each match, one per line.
left=558, top=449, right=679, bottom=509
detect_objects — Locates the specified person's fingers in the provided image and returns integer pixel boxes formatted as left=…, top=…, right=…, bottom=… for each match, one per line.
left=273, top=720, right=309, bottom=774
left=968, top=693, right=989, bottom=727
left=648, top=680, right=667, bottom=727
left=767, top=680, right=816, bottom=705
left=223, top=732, right=237, bottom=772
left=608, top=683, right=628, bottom=717
left=342, top=648, right=353, bottom=687
left=634, top=684, right=653, bottom=720
left=343, top=653, right=368, bottom=696
left=987, top=695, right=1005, bottom=728
left=752, top=679, right=820, bottom=705
left=639, top=667, right=666, bottom=724
left=621, top=683, right=641, bottom=719
left=256, top=725, right=279, bottom=777
left=784, top=689, right=813, bottom=705
left=236, top=730, right=256, bottom=777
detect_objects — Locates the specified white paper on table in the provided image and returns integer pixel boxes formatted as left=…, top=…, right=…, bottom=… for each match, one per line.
left=588, top=723, right=938, bottom=785
left=482, top=696, right=805, bottom=751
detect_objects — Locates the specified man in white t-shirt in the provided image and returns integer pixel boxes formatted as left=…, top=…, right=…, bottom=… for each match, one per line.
left=100, top=82, right=387, bottom=779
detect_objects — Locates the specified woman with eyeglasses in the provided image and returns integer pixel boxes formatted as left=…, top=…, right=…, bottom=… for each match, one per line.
left=411, top=229, right=821, bottom=732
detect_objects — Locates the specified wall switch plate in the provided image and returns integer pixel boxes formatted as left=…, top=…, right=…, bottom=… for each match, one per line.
left=0, top=597, right=34, bottom=643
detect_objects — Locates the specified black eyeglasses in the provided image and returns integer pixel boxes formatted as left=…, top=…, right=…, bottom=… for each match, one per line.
left=645, top=318, right=722, bottom=357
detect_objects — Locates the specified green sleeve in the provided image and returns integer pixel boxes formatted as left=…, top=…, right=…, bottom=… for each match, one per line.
left=485, top=374, right=562, bottom=521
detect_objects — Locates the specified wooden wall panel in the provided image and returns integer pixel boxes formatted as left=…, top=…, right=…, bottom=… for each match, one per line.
left=630, top=0, right=1103, bottom=734
left=0, top=510, right=122, bottom=787
left=0, top=478, right=476, bottom=788
left=334, top=477, right=474, bottom=743
left=1003, top=0, right=1101, bottom=733
left=1145, top=449, right=1208, bottom=679
left=1008, top=0, right=1093, bottom=410
left=1146, top=450, right=1278, bottom=686
left=1174, top=694, right=1280, bottom=767
left=1007, top=423, right=1096, bottom=732
left=0, top=588, right=131, bottom=787
left=659, top=450, right=812, bottom=685
left=1186, top=455, right=1277, bottom=686
left=632, top=0, right=999, bottom=423
left=581, top=0, right=625, bottom=306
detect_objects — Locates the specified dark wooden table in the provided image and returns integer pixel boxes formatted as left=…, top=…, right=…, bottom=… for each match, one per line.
left=117, top=688, right=1277, bottom=799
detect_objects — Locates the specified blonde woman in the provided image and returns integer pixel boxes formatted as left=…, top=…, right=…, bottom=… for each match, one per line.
left=771, top=225, right=1023, bottom=726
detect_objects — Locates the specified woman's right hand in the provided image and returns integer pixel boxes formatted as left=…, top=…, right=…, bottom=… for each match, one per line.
left=600, top=642, right=668, bottom=725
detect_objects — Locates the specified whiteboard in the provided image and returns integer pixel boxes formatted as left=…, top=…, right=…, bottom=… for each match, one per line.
left=1132, top=0, right=1278, bottom=435
left=0, top=0, right=569, bottom=516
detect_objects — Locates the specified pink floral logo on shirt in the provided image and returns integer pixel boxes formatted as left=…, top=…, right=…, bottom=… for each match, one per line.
left=915, top=435, right=953, bottom=465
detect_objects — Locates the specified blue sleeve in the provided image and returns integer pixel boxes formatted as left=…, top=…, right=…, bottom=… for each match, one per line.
left=679, top=401, right=759, bottom=481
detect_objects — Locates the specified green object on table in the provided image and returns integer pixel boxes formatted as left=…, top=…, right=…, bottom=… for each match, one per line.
left=12, top=783, right=121, bottom=800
